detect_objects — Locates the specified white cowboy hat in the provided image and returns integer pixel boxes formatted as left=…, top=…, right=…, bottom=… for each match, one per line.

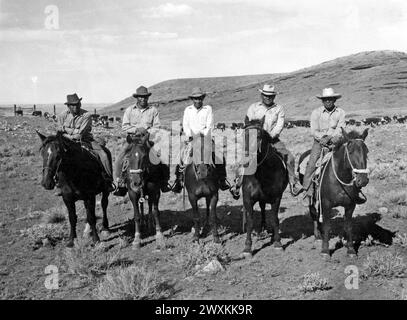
left=259, top=84, right=278, bottom=96
left=316, top=88, right=342, bottom=100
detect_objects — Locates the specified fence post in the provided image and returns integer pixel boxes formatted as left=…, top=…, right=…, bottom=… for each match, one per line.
left=33, top=105, right=36, bottom=112
left=53, top=105, right=56, bottom=115
left=14, top=104, right=16, bottom=116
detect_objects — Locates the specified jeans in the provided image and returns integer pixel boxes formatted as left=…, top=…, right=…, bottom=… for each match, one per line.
left=302, top=140, right=323, bottom=195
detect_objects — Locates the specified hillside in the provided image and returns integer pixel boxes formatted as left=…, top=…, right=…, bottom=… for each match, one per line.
left=103, top=50, right=407, bottom=125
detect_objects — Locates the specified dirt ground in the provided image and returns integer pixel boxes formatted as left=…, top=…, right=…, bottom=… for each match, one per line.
left=0, top=116, right=406, bottom=300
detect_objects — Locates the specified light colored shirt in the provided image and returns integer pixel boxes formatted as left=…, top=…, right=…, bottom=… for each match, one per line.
left=122, top=104, right=160, bottom=133
left=310, top=106, right=346, bottom=141
left=58, top=109, right=93, bottom=141
left=246, top=102, right=285, bottom=138
left=182, top=105, right=213, bottom=138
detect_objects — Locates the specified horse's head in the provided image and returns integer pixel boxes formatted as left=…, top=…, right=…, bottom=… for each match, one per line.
left=126, top=130, right=151, bottom=192
left=37, top=131, right=66, bottom=190
left=243, top=115, right=270, bottom=153
left=341, top=127, right=370, bottom=188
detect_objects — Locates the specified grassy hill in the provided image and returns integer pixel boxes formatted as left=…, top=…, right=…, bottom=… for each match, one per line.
left=103, top=50, right=407, bottom=125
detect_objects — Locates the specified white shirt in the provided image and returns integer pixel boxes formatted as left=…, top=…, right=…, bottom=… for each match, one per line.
left=182, top=105, right=213, bottom=138
left=246, top=102, right=285, bottom=138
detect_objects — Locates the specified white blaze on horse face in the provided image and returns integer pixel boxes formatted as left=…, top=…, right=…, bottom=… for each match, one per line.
left=47, top=147, right=52, bottom=162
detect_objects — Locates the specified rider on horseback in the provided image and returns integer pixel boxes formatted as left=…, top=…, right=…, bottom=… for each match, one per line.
left=113, top=86, right=172, bottom=197
left=171, top=87, right=230, bottom=193
left=54, top=93, right=114, bottom=196
left=230, top=84, right=304, bottom=199
left=302, top=88, right=366, bottom=206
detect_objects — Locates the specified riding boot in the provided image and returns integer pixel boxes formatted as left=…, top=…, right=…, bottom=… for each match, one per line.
left=355, top=191, right=367, bottom=204
left=113, top=176, right=127, bottom=197
left=159, top=163, right=172, bottom=193
left=171, top=164, right=184, bottom=194
left=54, top=186, right=63, bottom=197
left=215, top=162, right=230, bottom=191
left=229, top=174, right=243, bottom=200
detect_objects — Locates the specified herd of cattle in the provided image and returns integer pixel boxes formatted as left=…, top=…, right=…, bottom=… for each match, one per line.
left=214, top=115, right=407, bottom=131
left=16, top=109, right=407, bottom=130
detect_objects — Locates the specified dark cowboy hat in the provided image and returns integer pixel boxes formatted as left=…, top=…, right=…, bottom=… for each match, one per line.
left=133, top=86, right=152, bottom=98
left=189, top=87, right=206, bottom=99
left=64, top=93, right=82, bottom=105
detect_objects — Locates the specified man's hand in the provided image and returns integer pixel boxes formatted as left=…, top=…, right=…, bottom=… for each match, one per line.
left=184, top=136, right=193, bottom=145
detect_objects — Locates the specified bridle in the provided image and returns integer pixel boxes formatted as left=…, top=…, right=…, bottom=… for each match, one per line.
left=41, top=141, right=64, bottom=184
left=331, top=139, right=370, bottom=187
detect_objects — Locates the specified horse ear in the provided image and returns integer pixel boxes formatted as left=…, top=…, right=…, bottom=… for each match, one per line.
left=341, top=127, right=349, bottom=141
left=36, top=130, right=46, bottom=142
left=361, top=128, right=369, bottom=140
left=244, top=115, right=250, bottom=126
left=126, top=134, right=132, bottom=144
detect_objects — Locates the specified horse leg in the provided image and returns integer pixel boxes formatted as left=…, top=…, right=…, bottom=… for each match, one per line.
left=344, top=204, right=357, bottom=257
left=63, top=197, right=77, bottom=247
left=259, top=201, right=266, bottom=234
left=189, top=195, right=200, bottom=242
left=321, top=204, right=331, bottom=258
left=209, top=194, right=220, bottom=243
left=309, top=204, right=322, bottom=240
left=204, top=197, right=210, bottom=235
left=270, top=198, right=283, bottom=250
left=152, top=194, right=165, bottom=250
left=129, top=192, right=142, bottom=248
left=100, top=191, right=110, bottom=237
left=242, top=200, right=254, bottom=258
left=84, top=196, right=99, bottom=244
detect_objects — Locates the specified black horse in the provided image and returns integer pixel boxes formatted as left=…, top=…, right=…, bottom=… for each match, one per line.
left=184, top=136, right=221, bottom=243
left=239, top=116, right=288, bottom=258
left=37, top=131, right=111, bottom=247
left=299, top=128, right=369, bottom=258
left=125, top=131, right=165, bottom=250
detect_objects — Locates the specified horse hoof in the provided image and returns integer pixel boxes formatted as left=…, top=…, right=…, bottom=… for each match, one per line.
left=101, top=230, right=110, bottom=238
left=320, top=253, right=331, bottom=260
left=132, top=241, right=141, bottom=249
left=213, top=237, right=221, bottom=244
left=66, top=241, right=74, bottom=248
left=239, top=252, right=253, bottom=259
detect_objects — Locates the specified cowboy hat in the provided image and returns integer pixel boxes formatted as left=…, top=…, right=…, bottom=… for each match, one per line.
left=316, top=88, right=342, bottom=100
left=133, top=86, right=152, bottom=98
left=64, top=93, right=82, bottom=105
left=259, top=84, right=278, bottom=96
left=189, top=87, right=206, bottom=99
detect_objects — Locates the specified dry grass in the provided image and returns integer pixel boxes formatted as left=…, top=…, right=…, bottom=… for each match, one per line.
left=394, top=234, right=407, bottom=248
left=362, top=251, right=407, bottom=279
left=41, top=207, right=66, bottom=224
left=298, top=272, right=331, bottom=293
left=175, top=242, right=230, bottom=276
left=95, top=265, right=172, bottom=300
left=20, top=223, right=66, bottom=248
left=63, top=238, right=130, bottom=281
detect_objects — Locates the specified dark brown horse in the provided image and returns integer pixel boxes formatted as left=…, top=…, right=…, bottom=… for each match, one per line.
left=184, top=136, right=220, bottom=243
left=299, top=128, right=369, bottom=258
left=37, top=131, right=111, bottom=247
left=239, top=116, right=288, bottom=258
left=125, top=131, right=165, bottom=249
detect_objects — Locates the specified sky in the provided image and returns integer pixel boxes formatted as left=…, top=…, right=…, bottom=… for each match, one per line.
left=1, top=0, right=407, bottom=104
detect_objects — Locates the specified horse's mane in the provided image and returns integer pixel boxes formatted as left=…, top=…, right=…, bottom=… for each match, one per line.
left=41, top=131, right=87, bottom=153
left=346, top=130, right=363, bottom=140
left=244, top=119, right=273, bottom=144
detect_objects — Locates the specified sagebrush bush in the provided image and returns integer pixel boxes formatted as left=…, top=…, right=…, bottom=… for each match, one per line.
left=20, top=223, right=66, bottom=247
left=384, top=191, right=407, bottom=206
left=362, top=251, right=407, bottom=279
left=96, top=265, right=171, bottom=300
left=298, top=272, right=331, bottom=293
left=41, top=207, right=66, bottom=224
left=176, top=242, right=230, bottom=276
left=63, top=238, right=127, bottom=280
